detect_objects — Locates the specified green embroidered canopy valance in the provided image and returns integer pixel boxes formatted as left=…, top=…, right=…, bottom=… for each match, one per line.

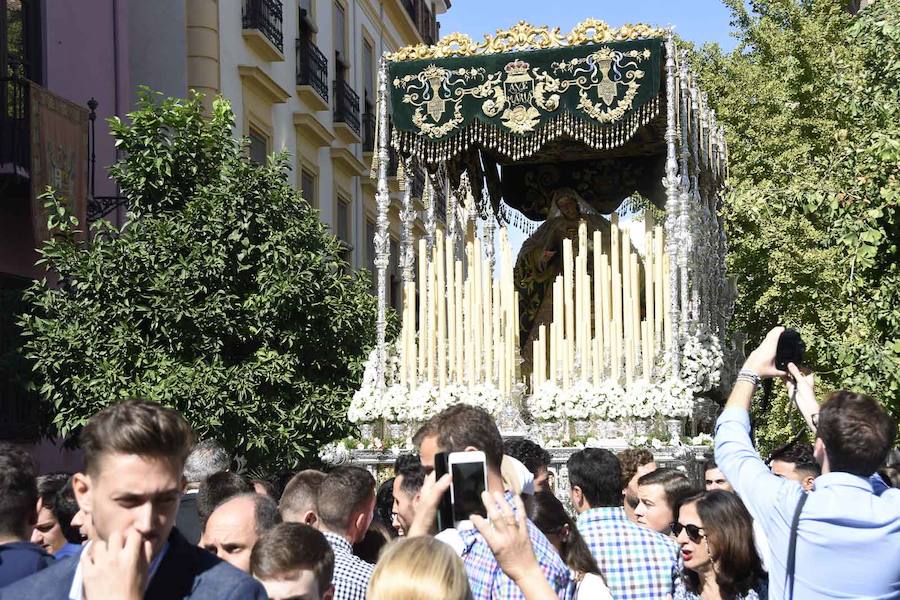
left=388, top=38, right=664, bottom=163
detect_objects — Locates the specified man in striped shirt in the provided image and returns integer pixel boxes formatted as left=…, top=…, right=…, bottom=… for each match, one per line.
left=569, top=448, right=679, bottom=600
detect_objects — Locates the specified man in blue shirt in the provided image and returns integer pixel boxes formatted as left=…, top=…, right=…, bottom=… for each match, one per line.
left=715, top=326, right=900, bottom=599
left=0, top=443, right=55, bottom=587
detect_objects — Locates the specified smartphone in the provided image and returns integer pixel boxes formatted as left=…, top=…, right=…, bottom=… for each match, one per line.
left=433, top=452, right=454, bottom=532
left=448, top=450, right=488, bottom=524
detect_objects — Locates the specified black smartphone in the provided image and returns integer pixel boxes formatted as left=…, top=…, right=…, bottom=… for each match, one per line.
left=433, top=451, right=454, bottom=532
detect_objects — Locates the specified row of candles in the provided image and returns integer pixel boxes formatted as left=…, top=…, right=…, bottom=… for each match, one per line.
left=398, top=226, right=520, bottom=394
left=531, top=214, right=671, bottom=391
left=397, top=214, right=672, bottom=393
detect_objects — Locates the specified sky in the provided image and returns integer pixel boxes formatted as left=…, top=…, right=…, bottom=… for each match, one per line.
left=435, top=0, right=739, bottom=260
left=438, top=0, right=739, bottom=52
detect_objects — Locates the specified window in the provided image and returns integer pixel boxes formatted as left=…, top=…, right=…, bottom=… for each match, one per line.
left=300, top=168, right=316, bottom=206
left=336, top=197, right=352, bottom=266
left=363, top=38, right=374, bottom=105
left=299, top=0, right=314, bottom=40
left=333, top=1, right=346, bottom=70
left=249, top=128, right=268, bottom=164
left=299, top=0, right=312, bottom=16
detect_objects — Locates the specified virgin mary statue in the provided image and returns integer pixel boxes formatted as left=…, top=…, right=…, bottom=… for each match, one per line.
left=514, top=188, right=614, bottom=371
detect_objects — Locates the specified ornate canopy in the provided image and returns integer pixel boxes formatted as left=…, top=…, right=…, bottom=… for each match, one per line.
left=385, top=20, right=671, bottom=218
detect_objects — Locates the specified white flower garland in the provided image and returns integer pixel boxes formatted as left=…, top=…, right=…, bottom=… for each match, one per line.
left=680, top=330, right=724, bottom=393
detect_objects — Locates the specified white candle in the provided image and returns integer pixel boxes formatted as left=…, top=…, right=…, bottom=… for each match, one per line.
left=622, top=230, right=633, bottom=384
left=455, top=260, right=464, bottom=383
left=610, top=215, right=621, bottom=377
left=446, top=234, right=456, bottom=381
left=418, top=239, right=427, bottom=379
left=663, top=253, right=672, bottom=355
left=631, top=252, right=641, bottom=368
left=654, top=226, right=664, bottom=358
left=644, top=228, right=655, bottom=373
left=642, top=320, right=651, bottom=378
left=427, top=259, right=436, bottom=385
left=563, top=239, right=574, bottom=389
left=436, top=231, right=447, bottom=388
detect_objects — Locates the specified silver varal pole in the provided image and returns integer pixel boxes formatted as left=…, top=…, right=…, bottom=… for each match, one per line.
left=663, top=34, right=681, bottom=377
left=374, top=57, right=391, bottom=390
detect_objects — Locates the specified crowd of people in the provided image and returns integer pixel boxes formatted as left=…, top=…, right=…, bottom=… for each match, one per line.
left=0, top=326, right=897, bottom=599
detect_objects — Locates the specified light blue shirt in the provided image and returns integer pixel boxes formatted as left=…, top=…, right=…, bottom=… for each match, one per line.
left=715, top=407, right=900, bottom=600
left=68, top=541, right=169, bottom=600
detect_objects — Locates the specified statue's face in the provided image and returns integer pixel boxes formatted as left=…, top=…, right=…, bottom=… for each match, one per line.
left=557, top=196, right=579, bottom=220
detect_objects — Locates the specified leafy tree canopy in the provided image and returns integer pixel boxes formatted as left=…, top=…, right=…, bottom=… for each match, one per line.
left=20, top=91, right=389, bottom=471
left=691, top=0, right=899, bottom=448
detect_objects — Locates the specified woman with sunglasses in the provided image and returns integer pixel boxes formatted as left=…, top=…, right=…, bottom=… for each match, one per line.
left=672, top=490, right=767, bottom=600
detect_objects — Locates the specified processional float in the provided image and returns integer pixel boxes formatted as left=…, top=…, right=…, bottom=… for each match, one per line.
left=349, top=19, right=734, bottom=447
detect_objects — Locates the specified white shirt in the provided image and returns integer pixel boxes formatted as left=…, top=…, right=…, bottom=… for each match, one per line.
left=68, top=540, right=169, bottom=600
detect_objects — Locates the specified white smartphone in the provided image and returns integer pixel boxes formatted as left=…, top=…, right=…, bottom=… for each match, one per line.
left=448, top=450, right=488, bottom=523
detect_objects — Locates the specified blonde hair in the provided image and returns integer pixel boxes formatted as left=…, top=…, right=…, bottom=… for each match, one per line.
left=367, top=537, right=473, bottom=600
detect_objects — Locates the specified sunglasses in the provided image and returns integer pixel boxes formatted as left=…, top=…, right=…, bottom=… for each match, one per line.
left=671, top=522, right=706, bottom=543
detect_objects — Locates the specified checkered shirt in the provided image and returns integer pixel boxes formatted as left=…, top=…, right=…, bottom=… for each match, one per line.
left=457, top=492, right=573, bottom=600
left=322, top=531, right=375, bottom=600
left=576, top=507, right=679, bottom=600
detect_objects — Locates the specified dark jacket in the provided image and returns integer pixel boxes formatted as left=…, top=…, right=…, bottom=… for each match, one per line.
left=0, top=528, right=266, bottom=599
left=0, top=541, right=54, bottom=589
left=175, top=492, right=203, bottom=545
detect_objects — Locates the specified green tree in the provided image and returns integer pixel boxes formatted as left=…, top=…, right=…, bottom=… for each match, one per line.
left=20, top=92, right=388, bottom=470
left=692, top=0, right=899, bottom=449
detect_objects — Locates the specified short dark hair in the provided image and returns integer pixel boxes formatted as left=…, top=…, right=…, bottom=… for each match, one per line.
left=567, top=448, right=622, bottom=507
left=374, top=478, right=397, bottom=533
left=817, top=390, right=896, bottom=476
left=422, top=404, right=504, bottom=471
left=197, top=471, right=253, bottom=525
left=251, top=522, right=334, bottom=596
left=36, top=473, right=69, bottom=511
left=504, top=439, right=551, bottom=477
left=768, top=439, right=821, bottom=479
left=617, top=448, right=655, bottom=490
left=703, top=457, right=718, bottom=472
left=247, top=493, right=282, bottom=535
left=79, top=399, right=195, bottom=476
left=638, top=468, right=696, bottom=510
left=316, top=466, right=375, bottom=534
left=353, top=521, right=393, bottom=563
left=54, top=478, right=83, bottom=543
left=394, top=454, right=426, bottom=496
left=279, top=469, right=325, bottom=520
left=0, top=442, right=37, bottom=538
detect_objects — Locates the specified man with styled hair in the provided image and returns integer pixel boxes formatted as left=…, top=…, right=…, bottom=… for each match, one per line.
left=616, top=447, right=657, bottom=521
left=767, top=439, right=820, bottom=492
left=391, top=455, right=425, bottom=537
left=251, top=522, right=335, bottom=600
left=0, top=399, right=265, bottom=599
left=279, top=469, right=326, bottom=525
left=634, top=468, right=696, bottom=534
left=316, top=465, right=377, bottom=600
left=415, top=403, right=571, bottom=600
left=201, top=493, right=282, bottom=573
left=0, top=443, right=54, bottom=587
left=716, top=327, right=900, bottom=598
left=177, top=439, right=230, bottom=544
left=568, top=447, right=678, bottom=599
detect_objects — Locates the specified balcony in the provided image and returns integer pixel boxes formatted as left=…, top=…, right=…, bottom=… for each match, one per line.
left=401, top=0, right=438, bottom=45
left=333, top=79, right=361, bottom=144
left=242, top=0, right=284, bottom=61
left=0, top=77, right=30, bottom=181
left=295, top=38, right=329, bottom=110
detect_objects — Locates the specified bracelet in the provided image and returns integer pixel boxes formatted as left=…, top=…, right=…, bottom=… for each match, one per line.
left=736, top=368, right=761, bottom=388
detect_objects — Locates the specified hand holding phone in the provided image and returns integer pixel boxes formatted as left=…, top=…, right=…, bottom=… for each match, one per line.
left=448, top=451, right=488, bottom=524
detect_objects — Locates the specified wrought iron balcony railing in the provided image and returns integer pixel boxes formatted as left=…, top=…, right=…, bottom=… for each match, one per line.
left=333, top=79, right=361, bottom=135
left=362, top=112, right=376, bottom=152
left=296, top=38, right=329, bottom=102
left=242, top=0, right=284, bottom=54
left=0, top=76, right=30, bottom=179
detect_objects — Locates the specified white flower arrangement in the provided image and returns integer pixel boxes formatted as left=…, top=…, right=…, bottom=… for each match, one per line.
left=681, top=330, right=724, bottom=393
left=528, top=381, right=561, bottom=421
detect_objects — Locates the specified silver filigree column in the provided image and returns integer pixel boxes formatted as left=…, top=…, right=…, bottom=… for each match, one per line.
left=677, top=51, right=693, bottom=338
left=663, top=34, right=682, bottom=376
left=400, top=157, right=415, bottom=284
left=424, top=170, right=436, bottom=253
left=374, top=56, right=392, bottom=390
